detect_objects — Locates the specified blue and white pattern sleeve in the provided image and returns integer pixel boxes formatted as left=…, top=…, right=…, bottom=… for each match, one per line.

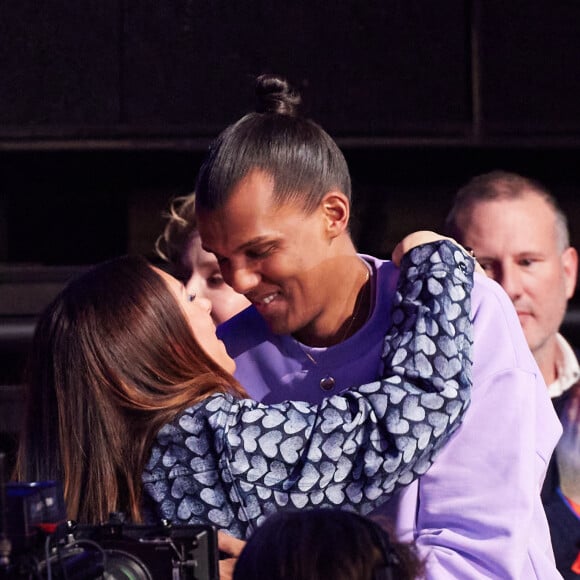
left=142, top=240, right=474, bottom=539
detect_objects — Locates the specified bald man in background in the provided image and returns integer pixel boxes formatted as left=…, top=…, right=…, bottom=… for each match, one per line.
left=446, top=170, right=580, bottom=579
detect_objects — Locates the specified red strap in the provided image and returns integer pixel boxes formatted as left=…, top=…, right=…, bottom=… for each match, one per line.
left=36, top=523, right=59, bottom=534
left=562, top=495, right=580, bottom=574
left=568, top=495, right=580, bottom=517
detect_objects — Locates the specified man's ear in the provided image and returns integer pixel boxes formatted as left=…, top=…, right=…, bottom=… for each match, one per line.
left=320, top=191, right=350, bottom=239
left=562, top=246, right=579, bottom=299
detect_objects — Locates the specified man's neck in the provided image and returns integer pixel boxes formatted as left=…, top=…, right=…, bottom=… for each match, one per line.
left=292, top=254, right=372, bottom=348
left=534, top=337, right=561, bottom=387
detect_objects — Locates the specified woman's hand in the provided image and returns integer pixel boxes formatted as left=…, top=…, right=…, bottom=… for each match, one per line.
left=218, top=531, right=246, bottom=580
left=392, top=230, right=484, bottom=275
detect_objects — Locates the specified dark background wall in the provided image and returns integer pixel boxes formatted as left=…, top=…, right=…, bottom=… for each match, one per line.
left=2, top=1, right=580, bottom=465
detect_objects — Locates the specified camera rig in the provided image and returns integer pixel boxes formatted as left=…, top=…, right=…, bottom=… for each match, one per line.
left=0, top=477, right=219, bottom=580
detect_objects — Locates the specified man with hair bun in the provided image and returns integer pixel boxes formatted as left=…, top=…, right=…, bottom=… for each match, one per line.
left=194, top=75, right=562, bottom=579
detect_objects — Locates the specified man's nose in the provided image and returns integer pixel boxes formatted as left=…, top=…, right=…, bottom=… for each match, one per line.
left=497, top=264, right=523, bottom=301
left=227, top=265, right=261, bottom=295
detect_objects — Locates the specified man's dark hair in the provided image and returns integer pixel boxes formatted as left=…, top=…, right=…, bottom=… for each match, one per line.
left=195, top=74, right=351, bottom=214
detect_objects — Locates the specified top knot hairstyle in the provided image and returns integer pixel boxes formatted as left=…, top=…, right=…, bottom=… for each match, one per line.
left=195, top=74, right=351, bottom=213
left=254, top=74, right=302, bottom=115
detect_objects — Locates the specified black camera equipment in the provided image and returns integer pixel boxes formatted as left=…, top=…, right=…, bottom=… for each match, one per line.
left=0, top=463, right=219, bottom=580
left=72, top=518, right=219, bottom=580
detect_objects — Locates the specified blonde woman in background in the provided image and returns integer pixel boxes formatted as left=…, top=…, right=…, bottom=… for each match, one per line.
left=156, top=193, right=250, bottom=325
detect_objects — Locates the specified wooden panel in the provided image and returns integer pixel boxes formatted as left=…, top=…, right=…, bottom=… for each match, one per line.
left=0, top=1, right=120, bottom=134
left=122, top=0, right=471, bottom=137
left=3, top=1, right=580, bottom=143
left=0, top=152, right=129, bottom=264
left=480, top=1, right=580, bottom=135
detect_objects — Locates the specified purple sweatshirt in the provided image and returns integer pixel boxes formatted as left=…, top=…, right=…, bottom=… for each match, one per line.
left=218, top=254, right=563, bottom=579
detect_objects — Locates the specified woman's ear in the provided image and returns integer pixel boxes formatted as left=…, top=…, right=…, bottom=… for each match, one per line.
left=320, top=191, right=350, bottom=239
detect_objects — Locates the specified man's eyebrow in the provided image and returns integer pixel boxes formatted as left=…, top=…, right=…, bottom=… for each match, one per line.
left=203, top=235, right=276, bottom=255
left=238, top=235, right=277, bottom=250
left=516, top=251, right=545, bottom=259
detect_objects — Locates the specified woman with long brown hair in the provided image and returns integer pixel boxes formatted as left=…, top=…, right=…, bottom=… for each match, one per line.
left=15, top=253, right=245, bottom=524
left=14, top=236, right=474, bottom=540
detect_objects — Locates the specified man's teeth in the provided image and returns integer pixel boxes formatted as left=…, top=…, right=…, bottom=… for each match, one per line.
left=262, top=294, right=276, bottom=305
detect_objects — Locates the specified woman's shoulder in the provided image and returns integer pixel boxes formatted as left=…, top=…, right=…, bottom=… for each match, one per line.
left=155, top=394, right=236, bottom=441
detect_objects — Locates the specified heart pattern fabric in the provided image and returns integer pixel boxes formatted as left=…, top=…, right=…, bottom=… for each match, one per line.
left=142, top=240, right=474, bottom=539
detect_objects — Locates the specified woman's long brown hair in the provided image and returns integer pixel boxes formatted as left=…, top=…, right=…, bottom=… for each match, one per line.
left=13, top=255, right=247, bottom=524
